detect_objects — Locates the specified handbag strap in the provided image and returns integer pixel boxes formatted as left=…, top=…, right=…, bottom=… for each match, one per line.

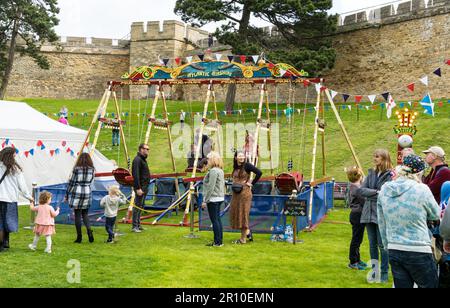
left=0, top=169, right=8, bottom=186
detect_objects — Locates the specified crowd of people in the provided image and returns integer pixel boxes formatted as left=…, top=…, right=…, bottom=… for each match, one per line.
left=346, top=146, right=450, bottom=288
left=0, top=140, right=449, bottom=289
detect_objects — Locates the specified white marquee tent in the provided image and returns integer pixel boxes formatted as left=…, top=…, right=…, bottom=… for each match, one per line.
left=0, top=100, right=116, bottom=199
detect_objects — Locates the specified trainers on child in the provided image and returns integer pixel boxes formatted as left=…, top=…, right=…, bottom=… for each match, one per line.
left=28, top=244, right=36, bottom=251
left=131, top=228, right=142, bottom=233
left=44, top=248, right=52, bottom=254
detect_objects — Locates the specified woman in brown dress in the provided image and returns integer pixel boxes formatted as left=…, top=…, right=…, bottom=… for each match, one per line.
left=230, top=151, right=262, bottom=244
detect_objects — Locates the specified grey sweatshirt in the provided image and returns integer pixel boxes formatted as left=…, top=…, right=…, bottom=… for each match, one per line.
left=202, top=167, right=225, bottom=203
left=100, top=194, right=127, bottom=218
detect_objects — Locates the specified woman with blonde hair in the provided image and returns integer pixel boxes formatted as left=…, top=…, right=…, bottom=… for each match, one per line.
left=201, top=152, right=225, bottom=247
left=358, top=149, right=393, bottom=283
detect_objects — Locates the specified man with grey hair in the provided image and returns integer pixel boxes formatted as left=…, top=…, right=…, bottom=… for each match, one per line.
left=423, top=146, right=450, bottom=203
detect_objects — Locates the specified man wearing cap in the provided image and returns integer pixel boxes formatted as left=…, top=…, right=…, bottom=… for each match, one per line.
left=423, top=146, right=450, bottom=204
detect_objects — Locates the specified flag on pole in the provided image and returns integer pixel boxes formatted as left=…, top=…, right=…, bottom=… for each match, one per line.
left=386, top=94, right=396, bottom=119
left=420, top=93, right=435, bottom=116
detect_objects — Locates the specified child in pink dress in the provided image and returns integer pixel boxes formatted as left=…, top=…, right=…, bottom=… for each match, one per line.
left=28, top=191, right=60, bottom=254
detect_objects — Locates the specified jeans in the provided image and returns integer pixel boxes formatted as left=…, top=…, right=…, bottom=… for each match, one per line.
left=133, top=188, right=148, bottom=229
left=349, top=212, right=365, bottom=264
left=366, top=223, right=389, bottom=275
left=207, top=202, right=223, bottom=245
left=74, top=209, right=91, bottom=236
left=112, top=129, right=120, bottom=145
left=105, top=217, right=116, bottom=240
left=389, top=250, right=438, bottom=288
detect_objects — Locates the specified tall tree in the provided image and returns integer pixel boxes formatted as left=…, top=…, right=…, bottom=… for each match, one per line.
left=0, top=0, right=59, bottom=99
left=175, top=0, right=337, bottom=111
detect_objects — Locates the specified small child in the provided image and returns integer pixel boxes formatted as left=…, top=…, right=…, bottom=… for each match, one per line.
left=346, top=167, right=367, bottom=270
left=100, top=185, right=127, bottom=243
left=28, top=191, right=60, bottom=254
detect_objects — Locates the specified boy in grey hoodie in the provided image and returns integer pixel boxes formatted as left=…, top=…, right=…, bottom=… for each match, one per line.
left=100, top=185, right=127, bottom=243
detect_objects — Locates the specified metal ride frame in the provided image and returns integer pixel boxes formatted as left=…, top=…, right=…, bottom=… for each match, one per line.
left=76, top=59, right=363, bottom=231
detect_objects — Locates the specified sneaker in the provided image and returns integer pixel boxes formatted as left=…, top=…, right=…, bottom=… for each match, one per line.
left=131, top=228, right=142, bottom=233
left=28, top=244, right=37, bottom=251
left=214, top=243, right=224, bottom=247
left=44, top=248, right=52, bottom=254
left=348, top=263, right=366, bottom=270
left=138, top=226, right=146, bottom=231
left=358, top=261, right=368, bottom=269
left=106, top=239, right=114, bottom=244
left=206, top=242, right=215, bottom=247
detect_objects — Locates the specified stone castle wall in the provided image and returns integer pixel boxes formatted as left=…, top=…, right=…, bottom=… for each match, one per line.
left=4, top=2, right=450, bottom=104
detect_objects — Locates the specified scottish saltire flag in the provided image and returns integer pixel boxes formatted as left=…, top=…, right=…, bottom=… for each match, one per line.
left=386, top=94, right=396, bottom=119
left=420, top=93, right=435, bottom=116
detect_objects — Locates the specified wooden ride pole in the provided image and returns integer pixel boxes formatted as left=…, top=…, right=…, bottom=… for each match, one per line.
left=211, top=88, right=222, bottom=156
left=307, top=80, right=323, bottom=225
left=321, top=92, right=326, bottom=177
left=89, top=88, right=112, bottom=156
left=75, top=88, right=108, bottom=164
left=323, top=88, right=364, bottom=174
left=183, top=81, right=213, bottom=224
left=161, top=87, right=181, bottom=198
left=112, top=91, right=131, bottom=169
left=264, top=86, right=274, bottom=177
left=144, top=83, right=161, bottom=145
left=251, top=80, right=267, bottom=167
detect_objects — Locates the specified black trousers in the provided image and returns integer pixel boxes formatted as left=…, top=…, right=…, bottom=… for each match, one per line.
left=74, top=209, right=91, bottom=236
left=349, top=211, right=365, bottom=264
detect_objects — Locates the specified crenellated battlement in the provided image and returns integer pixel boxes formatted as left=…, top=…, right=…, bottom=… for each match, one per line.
left=338, top=0, right=449, bottom=29
left=130, top=20, right=209, bottom=44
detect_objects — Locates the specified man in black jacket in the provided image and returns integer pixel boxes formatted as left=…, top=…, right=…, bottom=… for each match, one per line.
left=131, top=144, right=151, bottom=232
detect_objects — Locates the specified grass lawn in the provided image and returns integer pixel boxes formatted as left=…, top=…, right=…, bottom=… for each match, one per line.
left=0, top=95, right=448, bottom=288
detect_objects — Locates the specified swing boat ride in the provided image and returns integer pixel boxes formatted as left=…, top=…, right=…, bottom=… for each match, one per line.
left=76, top=55, right=363, bottom=234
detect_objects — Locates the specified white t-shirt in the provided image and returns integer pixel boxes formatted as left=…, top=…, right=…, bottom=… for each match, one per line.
left=0, top=163, right=32, bottom=203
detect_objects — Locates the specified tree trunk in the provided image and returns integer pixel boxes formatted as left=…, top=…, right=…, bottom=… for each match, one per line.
left=225, top=83, right=237, bottom=112
left=224, top=3, right=252, bottom=111
left=0, top=18, right=19, bottom=100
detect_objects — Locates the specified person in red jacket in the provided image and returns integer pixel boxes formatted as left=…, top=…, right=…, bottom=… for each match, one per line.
left=423, top=146, right=450, bottom=204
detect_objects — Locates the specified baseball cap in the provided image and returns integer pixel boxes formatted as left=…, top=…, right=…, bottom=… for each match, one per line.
left=422, top=146, right=446, bottom=158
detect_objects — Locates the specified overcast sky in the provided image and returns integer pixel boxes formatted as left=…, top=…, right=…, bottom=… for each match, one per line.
left=55, top=0, right=393, bottom=38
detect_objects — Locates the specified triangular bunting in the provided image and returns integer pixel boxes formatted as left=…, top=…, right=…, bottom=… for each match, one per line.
left=446, top=59, right=450, bottom=66
left=227, top=55, right=234, bottom=62
left=381, top=92, right=390, bottom=101
left=355, top=96, right=363, bottom=103
left=368, top=95, right=376, bottom=104
left=342, top=94, right=350, bottom=102
left=175, top=57, right=182, bottom=66
left=330, top=90, right=338, bottom=100
left=407, top=83, right=415, bottom=93
left=315, top=83, right=322, bottom=94
left=198, top=54, right=204, bottom=61
left=420, top=75, right=428, bottom=86
left=303, top=80, right=310, bottom=88
left=50, top=150, right=55, bottom=157
left=239, top=55, right=247, bottom=63
left=348, top=105, right=352, bottom=111
left=433, top=68, right=441, bottom=77
left=251, top=55, right=259, bottom=64
left=186, top=56, right=193, bottom=63
left=420, top=93, right=435, bottom=116
left=279, top=69, right=287, bottom=77
left=215, top=54, right=222, bottom=61
left=386, top=94, right=397, bottom=119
